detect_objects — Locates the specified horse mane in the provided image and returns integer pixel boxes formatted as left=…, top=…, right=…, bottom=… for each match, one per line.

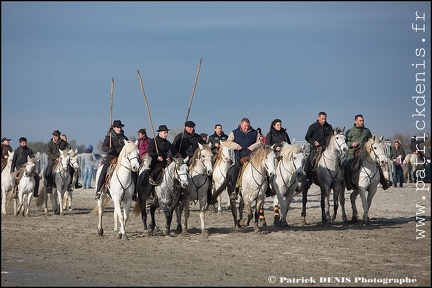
left=280, top=142, right=303, bottom=160
left=115, top=140, right=136, bottom=172
left=325, top=127, right=341, bottom=147
left=214, top=141, right=228, bottom=166
left=250, top=144, right=271, bottom=169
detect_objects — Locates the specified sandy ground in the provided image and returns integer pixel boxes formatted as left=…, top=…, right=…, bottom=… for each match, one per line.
left=1, top=182, right=430, bottom=287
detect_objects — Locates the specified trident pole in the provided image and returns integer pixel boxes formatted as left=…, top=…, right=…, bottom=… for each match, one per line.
left=109, top=77, right=114, bottom=148
left=137, top=70, right=159, bottom=154
left=179, top=59, right=203, bottom=153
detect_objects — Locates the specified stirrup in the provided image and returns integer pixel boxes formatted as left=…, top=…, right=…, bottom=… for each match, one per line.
left=229, top=192, right=238, bottom=201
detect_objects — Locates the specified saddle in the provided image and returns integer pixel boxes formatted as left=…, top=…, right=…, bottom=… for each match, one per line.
left=345, top=155, right=365, bottom=190
left=101, top=159, right=118, bottom=189
left=12, top=166, right=26, bottom=197
left=235, top=160, right=249, bottom=189
left=312, top=146, right=325, bottom=172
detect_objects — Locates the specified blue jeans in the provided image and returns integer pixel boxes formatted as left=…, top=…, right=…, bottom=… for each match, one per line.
left=83, top=165, right=93, bottom=189
left=393, top=164, right=404, bottom=186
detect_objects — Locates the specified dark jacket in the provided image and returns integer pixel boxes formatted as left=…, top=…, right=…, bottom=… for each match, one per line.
left=47, top=138, right=68, bottom=165
left=148, top=135, right=172, bottom=170
left=102, top=129, right=128, bottom=157
left=11, top=145, right=35, bottom=173
left=207, top=132, right=229, bottom=155
left=390, top=147, right=406, bottom=163
left=171, top=131, right=205, bottom=158
left=410, top=137, right=426, bottom=152
left=232, top=126, right=259, bottom=162
left=266, top=127, right=291, bottom=147
left=305, top=121, right=333, bottom=147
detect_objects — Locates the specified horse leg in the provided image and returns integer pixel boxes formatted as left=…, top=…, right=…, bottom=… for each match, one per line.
left=301, top=186, right=309, bottom=224
left=163, top=207, right=173, bottom=236
left=184, top=201, right=191, bottom=234
left=332, top=186, right=340, bottom=223
left=25, top=194, right=32, bottom=216
left=358, top=188, right=369, bottom=224
left=339, top=184, right=348, bottom=222
left=121, top=199, right=132, bottom=240
left=273, top=196, right=280, bottom=226
left=1, top=189, right=7, bottom=215
left=97, top=197, right=104, bottom=236
left=320, top=186, right=331, bottom=224
left=57, top=189, right=65, bottom=216
left=350, top=189, right=359, bottom=222
left=174, top=202, right=183, bottom=234
left=229, top=198, right=240, bottom=231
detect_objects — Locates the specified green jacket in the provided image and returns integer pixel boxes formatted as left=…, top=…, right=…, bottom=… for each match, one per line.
left=345, top=125, right=372, bottom=160
left=47, top=138, right=68, bottom=165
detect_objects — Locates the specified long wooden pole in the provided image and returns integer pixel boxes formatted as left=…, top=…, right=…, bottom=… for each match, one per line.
left=137, top=70, right=158, bottom=154
left=109, top=77, right=114, bottom=148
left=179, top=59, right=203, bottom=153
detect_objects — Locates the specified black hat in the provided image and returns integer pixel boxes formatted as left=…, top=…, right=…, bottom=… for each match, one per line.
left=156, top=125, right=170, bottom=132
left=200, top=133, right=208, bottom=138
left=52, top=130, right=61, bottom=136
left=185, top=120, right=196, bottom=127
left=112, top=120, right=125, bottom=128
left=1, top=137, right=11, bottom=143
left=19, top=137, right=27, bottom=142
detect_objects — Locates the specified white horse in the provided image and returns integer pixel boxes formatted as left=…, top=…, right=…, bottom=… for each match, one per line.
left=95, top=140, right=140, bottom=239
left=272, top=143, right=305, bottom=228
left=51, top=149, right=72, bottom=216
left=344, top=135, right=388, bottom=224
left=301, top=127, right=349, bottom=224
left=35, top=171, right=56, bottom=216
left=405, top=152, right=425, bottom=183
left=237, top=144, right=276, bottom=233
left=381, top=141, right=394, bottom=185
left=176, top=143, right=213, bottom=235
left=212, top=144, right=235, bottom=212
left=63, top=148, right=79, bottom=211
left=1, top=150, right=14, bottom=215
left=14, top=156, right=37, bottom=216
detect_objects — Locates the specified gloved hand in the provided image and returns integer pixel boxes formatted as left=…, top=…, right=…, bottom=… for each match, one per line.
left=107, top=148, right=115, bottom=155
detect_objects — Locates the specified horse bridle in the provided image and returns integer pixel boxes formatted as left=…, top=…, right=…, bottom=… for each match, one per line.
left=369, top=142, right=386, bottom=165
left=249, top=151, right=273, bottom=188
left=23, top=162, right=35, bottom=177
left=115, top=151, right=139, bottom=192
left=278, top=154, right=300, bottom=191
left=321, top=134, right=347, bottom=180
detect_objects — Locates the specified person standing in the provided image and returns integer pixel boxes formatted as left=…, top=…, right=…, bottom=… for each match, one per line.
left=44, top=130, right=68, bottom=193
left=82, top=144, right=97, bottom=189
left=207, top=124, right=229, bottom=158
left=1, top=137, right=12, bottom=171
left=344, top=114, right=391, bottom=190
left=410, top=133, right=429, bottom=161
left=136, top=128, right=151, bottom=161
left=304, top=112, right=333, bottom=189
left=171, top=120, right=206, bottom=160
left=390, top=140, right=406, bottom=188
left=11, top=137, right=40, bottom=198
left=95, top=120, right=129, bottom=199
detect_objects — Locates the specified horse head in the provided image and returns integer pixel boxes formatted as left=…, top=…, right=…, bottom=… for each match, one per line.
left=120, top=140, right=140, bottom=173
left=24, top=156, right=36, bottom=177
left=367, top=135, right=388, bottom=166
left=58, top=149, right=70, bottom=172
left=259, top=145, right=276, bottom=179
left=330, top=127, right=349, bottom=157
left=68, top=149, right=80, bottom=170
left=196, top=143, right=213, bottom=176
left=173, top=156, right=189, bottom=189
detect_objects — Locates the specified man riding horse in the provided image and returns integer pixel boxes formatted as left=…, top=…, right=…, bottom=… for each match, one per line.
left=344, top=114, right=392, bottom=190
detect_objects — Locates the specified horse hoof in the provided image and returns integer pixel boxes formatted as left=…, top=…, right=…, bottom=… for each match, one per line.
left=351, top=216, right=359, bottom=223
left=281, top=222, right=290, bottom=229
left=116, top=233, right=122, bottom=239
left=202, top=229, right=209, bottom=236
left=98, top=229, right=104, bottom=236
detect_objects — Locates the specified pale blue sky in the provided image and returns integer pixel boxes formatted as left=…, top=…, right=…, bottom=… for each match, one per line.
left=2, top=1, right=430, bottom=152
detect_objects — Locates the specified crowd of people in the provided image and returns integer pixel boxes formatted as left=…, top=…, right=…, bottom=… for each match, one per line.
left=2, top=113, right=429, bottom=202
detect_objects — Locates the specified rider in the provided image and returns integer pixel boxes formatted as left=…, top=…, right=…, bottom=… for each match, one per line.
left=344, top=114, right=391, bottom=190
left=223, top=117, right=264, bottom=200
left=11, top=137, right=40, bottom=198
left=171, top=120, right=206, bottom=160
left=1, top=137, right=12, bottom=172
left=137, top=124, right=172, bottom=203
left=207, top=123, right=229, bottom=159
left=44, top=130, right=68, bottom=193
left=95, top=120, right=130, bottom=200
left=304, top=112, right=333, bottom=189
left=136, top=128, right=151, bottom=161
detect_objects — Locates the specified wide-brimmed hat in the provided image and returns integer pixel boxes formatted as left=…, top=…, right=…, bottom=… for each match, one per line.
left=52, top=130, right=61, bottom=136
left=112, top=120, right=125, bottom=128
left=157, top=125, right=170, bottom=132
left=19, top=137, right=27, bottom=142
left=185, top=120, right=196, bottom=127
left=1, top=137, right=11, bottom=143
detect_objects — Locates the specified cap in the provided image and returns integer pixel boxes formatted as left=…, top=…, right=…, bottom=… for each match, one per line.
left=185, top=120, right=196, bottom=127
left=1, top=137, right=11, bottom=143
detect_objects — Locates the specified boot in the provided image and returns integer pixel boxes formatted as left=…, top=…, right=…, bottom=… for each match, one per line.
left=33, top=191, right=39, bottom=198
left=378, top=166, right=392, bottom=190
left=265, top=180, right=276, bottom=197
left=67, top=183, right=73, bottom=192
left=132, top=189, right=138, bottom=202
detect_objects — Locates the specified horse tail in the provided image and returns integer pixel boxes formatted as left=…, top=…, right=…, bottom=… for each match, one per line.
left=131, top=198, right=141, bottom=216
left=90, top=196, right=110, bottom=216
left=35, top=189, right=45, bottom=207
left=6, top=191, right=14, bottom=209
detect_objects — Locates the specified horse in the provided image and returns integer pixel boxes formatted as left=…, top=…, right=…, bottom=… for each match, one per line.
left=272, top=143, right=305, bottom=228
left=14, top=156, right=37, bottom=216
left=94, top=140, right=140, bottom=239
left=51, top=149, right=73, bottom=216
left=132, top=156, right=189, bottom=236
left=35, top=171, right=57, bottom=216
left=236, top=144, right=276, bottom=232
left=63, top=149, right=79, bottom=211
left=1, top=150, right=14, bottom=215
left=342, top=135, right=388, bottom=224
left=176, top=143, right=213, bottom=235
left=212, top=143, right=235, bottom=213
left=381, top=141, right=394, bottom=185
left=301, top=127, right=349, bottom=224
left=405, top=152, right=425, bottom=183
